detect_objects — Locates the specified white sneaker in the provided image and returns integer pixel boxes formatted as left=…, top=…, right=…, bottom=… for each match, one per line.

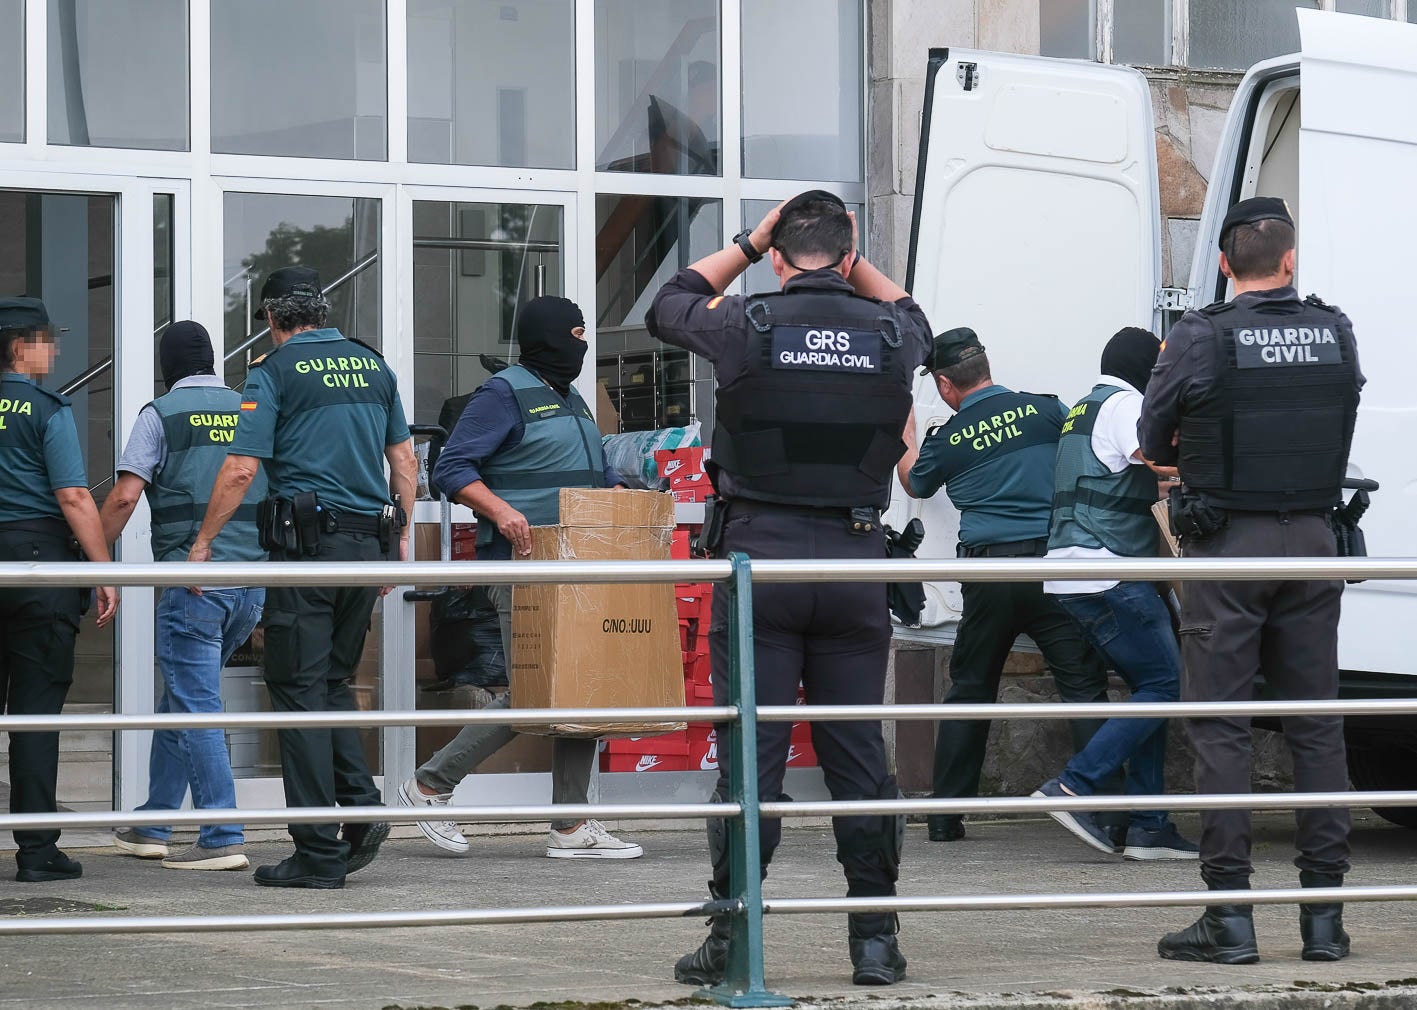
left=546, top=819, right=644, bottom=859
left=113, top=829, right=168, bottom=859
left=396, top=777, right=469, bottom=854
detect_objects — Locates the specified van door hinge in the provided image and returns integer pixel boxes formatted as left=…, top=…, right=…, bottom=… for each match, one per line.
left=1154, top=288, right=1194, bottom=312
left=956, top=62, right=980, bottom=91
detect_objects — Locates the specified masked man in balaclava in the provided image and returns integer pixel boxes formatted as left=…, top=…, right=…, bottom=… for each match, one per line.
left=1033, top=327, right=1199, bottom=861
left=100, top=321, right=268, bottom=871
left=399, top=296, right=644, bottom=860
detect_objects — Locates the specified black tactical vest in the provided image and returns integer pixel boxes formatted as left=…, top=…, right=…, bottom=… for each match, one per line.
left=711, top=286, right=914, bottom=508
left=1178, top=294, right=1359, bottom=512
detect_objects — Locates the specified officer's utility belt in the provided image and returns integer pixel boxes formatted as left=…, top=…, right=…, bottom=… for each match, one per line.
left=0, top=517, right=82, bottom=557
left=695, top=496, right=881, bottom=556
left=957, top=537, right=1048, bottom=559
left=259, top=493, right=402, bottom=558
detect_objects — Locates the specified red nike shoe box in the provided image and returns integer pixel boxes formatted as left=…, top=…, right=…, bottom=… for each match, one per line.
left=671, top=486, right=713, bottom=504
left=600, top=752, right=689, bottom=772
left=785, top=740, right=818, bottom=767
left=684, top=652, right=712, bottom=686
left=605, top=732, right=689, bottom=756
left=655, top=447, right=706, bottom=481
left=687, top=725, right=719, bottom=772
left=671, top=528, right=692, bottom=560
left=791, top=720, right=813, bottom=743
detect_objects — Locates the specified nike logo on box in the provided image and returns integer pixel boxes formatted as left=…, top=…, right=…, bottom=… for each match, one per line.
left=635, top=755, right=662, bottom=772
left=700, top=745, right=718, bottom=771
left=664, top=459, right=684, bottom=476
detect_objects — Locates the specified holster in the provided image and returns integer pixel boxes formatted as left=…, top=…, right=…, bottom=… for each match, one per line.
left=1167, top=486, right=1229, bottom=541
left=694, top=496, right=728, bottom=558
left=1331, top=488, right=1371, bottom=584
left=292, top=492, right=322, bottom=557
left=378, top=503, right=404, bottom=555
left=257, top=496, right=300, bottom=557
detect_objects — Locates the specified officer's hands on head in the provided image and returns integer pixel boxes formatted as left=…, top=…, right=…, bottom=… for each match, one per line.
left=749, top=199, right=787, bottom=258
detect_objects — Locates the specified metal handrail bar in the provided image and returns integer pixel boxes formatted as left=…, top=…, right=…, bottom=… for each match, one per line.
left=6, top=697, right=1417, bottom=734
left=2, top=791, right=1412, bottom=833
left=0, top=706, right=735, bottom=732
left=765, top=886, right=1417, bottom=915
left=3, top=556, right=1417, bottom=589
left=0, top=900, right=729, bottom=937
left=0, top=803, right=740, bottom=831
left=222, top=249, right=380, bottom=366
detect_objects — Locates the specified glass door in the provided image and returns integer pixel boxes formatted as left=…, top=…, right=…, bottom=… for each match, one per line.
left=398, top=187, right=575, bottom=804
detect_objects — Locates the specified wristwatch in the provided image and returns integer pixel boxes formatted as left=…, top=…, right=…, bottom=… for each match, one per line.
left=733, top=229, right=764, bottom=264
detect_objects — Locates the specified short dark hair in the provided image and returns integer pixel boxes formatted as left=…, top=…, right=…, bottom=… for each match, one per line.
left=773, top=198, right=852, bottom=268
left=262, top=292, right=330, bottom=333
left=938, top=351, right=991, bottom=390
left=0, top=327, right=44, bottom=372
left=1223, top=219, right=1295, bottom=280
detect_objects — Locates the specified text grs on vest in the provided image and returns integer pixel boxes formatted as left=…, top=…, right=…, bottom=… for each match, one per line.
left=711, top=287, right=914, bottom=508
left=1178, top=296, right=1359, bottom=511
left=147, top=386, right=268, bottom=562
left=1048, top=385, right=1160, bottom=557
left=476, top=365, right=604, bottom=540
left=0, top=377, right=69, bottom=521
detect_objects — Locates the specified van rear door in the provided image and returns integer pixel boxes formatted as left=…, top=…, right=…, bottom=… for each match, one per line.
left=892, top=49, right=1161, bottom=627
left=1294, top=9, right=1417, bottom=675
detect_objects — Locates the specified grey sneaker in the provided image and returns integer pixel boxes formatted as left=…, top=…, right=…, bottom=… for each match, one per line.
left=162, top=843, right=249, bottom=871
left=113, top=830, right=168, bottom=859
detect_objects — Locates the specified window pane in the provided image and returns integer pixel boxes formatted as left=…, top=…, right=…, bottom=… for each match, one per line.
left=1040, top=0, right=1092, bottom=59
left=1189, top=0, right=1318, bottom=70
left=742, top=0, right=861, bottom=181
left=595, top=0, right=719, bottom=175
left=1114, top=0, right=1170, bottom=65
left=0, top=0, right=22, bottom=142
left=48, top=0, right=189, bottom=150
left=595, top=195, right=719, bottom=431
left=408, top=0, right=574, bottom=169
left=411, top=200, right=564, bottom=426
left=212, top=0, right=387, bottom=160
left=221, top=193, right=382, bottom=386
left=154, top=195, right=174, bottom=397
left=1336, top=0, right=1387, bottom=15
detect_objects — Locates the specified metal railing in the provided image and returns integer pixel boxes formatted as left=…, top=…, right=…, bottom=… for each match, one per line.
left=2, top=555, right=1417, bottom=1006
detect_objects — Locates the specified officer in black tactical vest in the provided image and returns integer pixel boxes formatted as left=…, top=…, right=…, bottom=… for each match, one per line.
left=0, top=297, right=117, bottom=882
left=647, top=192, right=931, bottom=987
left=896, top=328, right=1110, bottom=845
left=187, top=268, right=419, bottom=889
left=1140, top=198, right=1362, bottom=965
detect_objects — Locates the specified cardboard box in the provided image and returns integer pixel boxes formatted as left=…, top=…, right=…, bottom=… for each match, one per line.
left=595, top=379, right=621, bottom=437
left=511, top=489, right=685, bottom=737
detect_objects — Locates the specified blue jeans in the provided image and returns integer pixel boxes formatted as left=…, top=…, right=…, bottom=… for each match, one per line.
left=135, top=587, right=265, bottom=849
left=1054, top=582, right=1180, bottom=833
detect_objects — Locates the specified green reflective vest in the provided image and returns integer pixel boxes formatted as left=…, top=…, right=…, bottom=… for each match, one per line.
left=478, top=365, right=603, bottom=538
left=147, top=385, right=267, bottom=562
left=1048, top=384, right=1159, bottom=558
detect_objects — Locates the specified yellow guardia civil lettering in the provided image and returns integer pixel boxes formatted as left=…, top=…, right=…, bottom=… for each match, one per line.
left=189, top=412, right=240, bottom=443
left=294, top=355, right=381, bottom=388
left=1059, top=402, right=1089, bottom=435
left=0, top=397, right=34, bottom=430
left=948, top=403, right=1039, bottom=451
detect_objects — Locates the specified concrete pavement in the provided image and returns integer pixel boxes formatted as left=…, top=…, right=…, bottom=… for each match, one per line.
left=1, top=811, right=1415, bottom=1009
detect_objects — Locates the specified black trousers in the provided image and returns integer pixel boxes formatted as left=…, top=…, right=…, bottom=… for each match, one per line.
left=262, top=531, right=385, bottom=875
left=1180, top=511, right=1349, bottom=881
left=932, top=579, right=1109, bottom=804
left=710, top=502, right=899, bottom=899
left=0, top=531, right=82, bottom=869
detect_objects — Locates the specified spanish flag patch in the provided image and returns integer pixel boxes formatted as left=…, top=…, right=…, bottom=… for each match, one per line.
left=240, top=401, right=258, bottom=411
left=706, top=296, right=724, bottom=310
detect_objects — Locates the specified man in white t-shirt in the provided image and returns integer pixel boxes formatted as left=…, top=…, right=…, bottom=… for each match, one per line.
left=1032, top=327, right=1198, bottom=861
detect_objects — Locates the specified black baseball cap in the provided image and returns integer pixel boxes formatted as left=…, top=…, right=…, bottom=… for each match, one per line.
left=254, top=266, right=323, bottom=319
left=0, top=297, right=53, bottom=332
left=920, top=326, right=985, bottom=375
left=1218, top=197, right=1294, bottom=248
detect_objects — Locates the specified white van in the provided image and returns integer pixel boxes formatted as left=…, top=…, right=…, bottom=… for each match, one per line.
left=888, top=8, right=1417, bottom=825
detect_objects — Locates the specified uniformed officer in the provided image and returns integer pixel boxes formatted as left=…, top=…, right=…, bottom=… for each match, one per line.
left=646, top=192, right=931, bottom=986
left=896, top=329, right=1111, bottom=844
left=0, top=297, right=117, bottom=882
left=1141, top=198, right=1362, bottom=964
left=101, top=320, right=267, bottom=871
left=188, top=267, right=418, bottom=889
left=399, top=296, right=642, bottom=861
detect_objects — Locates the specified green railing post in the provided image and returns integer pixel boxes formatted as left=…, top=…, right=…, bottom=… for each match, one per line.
left=702, top=553, right=792, bottom=1007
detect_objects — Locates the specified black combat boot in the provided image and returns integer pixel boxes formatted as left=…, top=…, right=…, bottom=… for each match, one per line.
left=675, top=885, right=732, bottom=986
left=848, top=913, right=907, bottom=985
left=1299, top=870, right=1350, bottom=962
left=1157, top=873, right=1259, bottom=964
left=927, top=815, right=964, bottom=842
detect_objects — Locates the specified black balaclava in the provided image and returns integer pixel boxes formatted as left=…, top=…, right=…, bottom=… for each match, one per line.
left=1100, top=326, right=1161, bottom=394
left=159, top=320, right=216, bottom=391
left=516, top=296, right=587, bottom=396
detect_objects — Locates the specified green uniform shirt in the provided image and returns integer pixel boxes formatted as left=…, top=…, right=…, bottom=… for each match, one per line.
left=0, top=373, right=88, bottom=522
left=229, top=328, right=411, bottom=515
left=908, top=384, right=1068, bottom=547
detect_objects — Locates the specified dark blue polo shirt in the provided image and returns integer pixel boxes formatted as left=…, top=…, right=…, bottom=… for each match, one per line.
left=908, top=384, right=1067, bottom=547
